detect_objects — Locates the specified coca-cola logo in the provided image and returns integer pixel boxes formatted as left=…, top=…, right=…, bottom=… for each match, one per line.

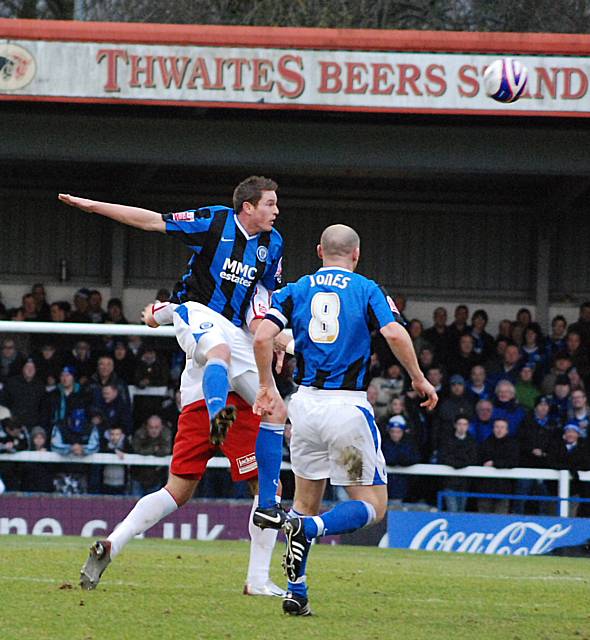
left=409, top=518, right=572, bottom=555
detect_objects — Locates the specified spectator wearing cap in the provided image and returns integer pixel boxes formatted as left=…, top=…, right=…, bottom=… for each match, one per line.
left=433, top=374, right=475, bottom=452
left=487, top=344, right=522, bottom=388
left=469, top=399, right=495, bottom=445
left=69, top=288, right=91, bottom=323
left=0, top=338, right=26, bottom=385
left=492, top=380, right=526, bottom=437
left=381, top=414, right=420, bottom=501
left=106, top=298, right=128, bottom=325
left=467, top=365, right=493, bottom=402
left=447, top=334, right=482, bottom=381
left=567, top=389, right=590, bottom=438
left=515, top=364, right=541, bottom=411
left=439, top=416, right=478, bottom=512
left=3, top=359, right=48, bottom=431
left=48, top=366, right=96, bottom=454
left=21, top=425, right=55, bottom=493
left=469, top=309, right=495, bottom=363
left=477, top=418, right=520, bottom=514
left=548, top=374, right=572, bottom=425
left=548, top=424, right=590, bottom=516
left=381, top=395, right=425, bottom=455
left=87, top=290, right=108, bottom=323
left=514, top=395, right=559, bottom=515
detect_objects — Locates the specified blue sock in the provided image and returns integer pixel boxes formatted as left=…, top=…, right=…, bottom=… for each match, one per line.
left=304, top=500, right=374, bottom=538
left=255, top=423, right=284, bottom=508
left=202, top=359, right=229, bottom=421
left=288, top=575, right=309, bottom=598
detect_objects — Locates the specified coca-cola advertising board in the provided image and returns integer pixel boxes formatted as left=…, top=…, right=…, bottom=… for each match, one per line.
left=387, top=511, right=590, bottom=555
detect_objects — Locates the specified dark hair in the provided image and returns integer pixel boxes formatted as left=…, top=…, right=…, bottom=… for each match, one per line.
left=552, top=314, right=567, bottom=326
left=232, top=176, right=278, bottom=213
left=580, top=301, right=590, bottom=310
left=107, top=298, right=122, bottom=309
left=472, top=309, right=488, bottom=324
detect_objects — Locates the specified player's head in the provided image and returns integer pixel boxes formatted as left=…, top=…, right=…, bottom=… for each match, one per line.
left=318, top=224, right=360, bottom=269
left=233, top=176, right=278, bottom=233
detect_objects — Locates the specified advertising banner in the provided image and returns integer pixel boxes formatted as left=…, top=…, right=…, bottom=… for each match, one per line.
left=1, top=37, right=590, bottom=116
left=388, top=511, right=590, bottom=555
left=0, top=494, right=342, bottom=544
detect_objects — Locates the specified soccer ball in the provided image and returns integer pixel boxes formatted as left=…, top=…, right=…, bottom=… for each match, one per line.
left=483, top=58, right=528, bottom=103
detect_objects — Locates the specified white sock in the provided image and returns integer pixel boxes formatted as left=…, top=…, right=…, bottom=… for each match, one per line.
left=107, top=488, right=178, bottom=559
left=246, top=495, right=278, bottom=586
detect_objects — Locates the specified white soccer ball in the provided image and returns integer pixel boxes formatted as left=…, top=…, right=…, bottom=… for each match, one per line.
left=483, top=58, right=528, bottom=103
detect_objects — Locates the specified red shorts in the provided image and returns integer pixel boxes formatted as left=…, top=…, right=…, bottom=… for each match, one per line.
left=171, top=392, right=260, bottom=482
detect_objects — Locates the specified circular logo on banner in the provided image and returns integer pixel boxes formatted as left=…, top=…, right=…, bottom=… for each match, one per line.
left=0, top=44, right=36, bottom=91
left=256, top=246, right=268, bottom=262
left=199, top=322, right=214, bottom=330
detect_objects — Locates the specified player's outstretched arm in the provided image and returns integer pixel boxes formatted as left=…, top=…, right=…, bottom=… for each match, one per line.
left=58, top=194, right=165, bottom=233
left=381, top=321, right=438, bottom=411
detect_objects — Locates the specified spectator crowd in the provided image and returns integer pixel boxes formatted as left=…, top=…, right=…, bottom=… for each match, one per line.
left=1, top=285, right=590, bottom=516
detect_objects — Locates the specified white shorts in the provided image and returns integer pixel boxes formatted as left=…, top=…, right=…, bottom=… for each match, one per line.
left=288, top=386, right=387, bottom=487
left=173, top=302, right=257, bottom=407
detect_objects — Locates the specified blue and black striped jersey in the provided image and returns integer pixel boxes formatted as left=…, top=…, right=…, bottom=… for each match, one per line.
left=163, top=205, right=283, bottom=327
left=266, top=267, right=396, bottom=391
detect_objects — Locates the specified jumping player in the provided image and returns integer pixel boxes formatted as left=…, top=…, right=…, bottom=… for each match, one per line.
left=58, top=177, right=288, bottom=586
left=252, top=224, right=438, bottom=615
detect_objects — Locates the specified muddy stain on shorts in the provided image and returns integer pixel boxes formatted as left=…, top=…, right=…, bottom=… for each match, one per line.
left=339, top=446, right=363, bottom=481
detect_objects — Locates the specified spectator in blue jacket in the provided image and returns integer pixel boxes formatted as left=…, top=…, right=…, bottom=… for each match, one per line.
left=91, top=383, right=132, bottom=434
left=469, top=399, right=495, bottom=444
left=381, top=415, right=420, bottom=501
left=492, top=380, right=526, bottom=437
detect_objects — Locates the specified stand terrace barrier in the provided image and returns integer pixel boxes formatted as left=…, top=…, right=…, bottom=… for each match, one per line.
left=1, top=320, right=589, bottom=518
left=3, top=452, right=589, bottom=518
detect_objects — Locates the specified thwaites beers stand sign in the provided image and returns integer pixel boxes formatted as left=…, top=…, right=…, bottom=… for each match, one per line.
left=0, top=20, right=590, bottom=116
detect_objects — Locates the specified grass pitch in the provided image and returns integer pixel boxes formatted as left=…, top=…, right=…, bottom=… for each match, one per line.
left=2, top=536, right=590, bottom=640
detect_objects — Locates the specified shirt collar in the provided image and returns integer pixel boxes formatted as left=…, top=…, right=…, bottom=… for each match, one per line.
left=234, top=214, right=258, bottom=241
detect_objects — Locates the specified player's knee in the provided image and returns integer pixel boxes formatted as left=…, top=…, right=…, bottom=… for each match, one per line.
left=205, top=342, right=231, bottom=364
left=263, top=403, right=287, bottom=424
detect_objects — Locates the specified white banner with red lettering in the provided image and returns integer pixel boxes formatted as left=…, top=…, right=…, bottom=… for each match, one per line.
left=1, top=39, right=589, bottom=115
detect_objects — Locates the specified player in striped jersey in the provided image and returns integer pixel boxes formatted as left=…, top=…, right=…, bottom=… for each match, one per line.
left=59, top=177, right=289, bottom=587
left=252, top=224, right=438, bottom=615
